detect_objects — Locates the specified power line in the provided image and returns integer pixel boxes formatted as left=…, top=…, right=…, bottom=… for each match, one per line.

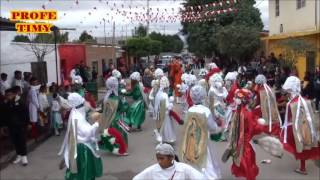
left=254, top=0, right=265, bottom=8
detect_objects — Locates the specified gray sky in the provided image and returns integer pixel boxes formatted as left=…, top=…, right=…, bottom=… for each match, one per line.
left=0, top=0, right=268, bottom=40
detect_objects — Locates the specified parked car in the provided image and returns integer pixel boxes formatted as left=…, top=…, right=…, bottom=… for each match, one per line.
left=155, top=55, right=172, bottom=72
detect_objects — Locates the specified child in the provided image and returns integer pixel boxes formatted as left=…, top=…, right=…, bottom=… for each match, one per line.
left=51, top=93, right=63, bottom=135
left=38, top=85, right=49, bottom=127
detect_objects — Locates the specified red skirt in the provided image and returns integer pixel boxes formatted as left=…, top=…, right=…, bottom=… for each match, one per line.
left=231, top=143, right=259, bottom=180
left=281, top=126, right=320, bottom=160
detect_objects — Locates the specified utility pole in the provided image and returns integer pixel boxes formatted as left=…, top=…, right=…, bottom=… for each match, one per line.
left=125, top=24, right=128, bottom=40
left=112, top=21, right=115, bottom=65
left=163, top=25, right=165, bottom=34
left=103, top=18, right=107, bottom=45
left=146, top=0, right=150, bottom=35
left=121, top=26, right=124, bottom=41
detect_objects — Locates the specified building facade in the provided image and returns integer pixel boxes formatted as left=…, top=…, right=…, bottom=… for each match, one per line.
left=263, top=0, right=320, bottom=79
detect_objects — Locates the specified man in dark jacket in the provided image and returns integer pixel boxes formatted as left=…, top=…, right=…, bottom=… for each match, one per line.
left=5, top=86, right=29, bottom=166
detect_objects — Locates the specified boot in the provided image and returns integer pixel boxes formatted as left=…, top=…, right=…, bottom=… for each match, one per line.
left=13, top=155, right=21, bottom=164
left=21, top=156, right=28, bottom=166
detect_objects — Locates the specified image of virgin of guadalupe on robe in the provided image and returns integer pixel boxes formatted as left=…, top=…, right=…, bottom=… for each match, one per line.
left=180, top=85, right=222, bottom=180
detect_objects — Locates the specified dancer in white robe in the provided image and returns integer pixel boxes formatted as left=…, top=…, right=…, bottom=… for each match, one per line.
left=154, top=76, right=177, bottom=143
left=133, top=143, right=204, bottom=180
left=58, top=93, right=102, bottom=180
left=208, top=74, right=228, bottom=128
left=188, top=85, right=222, bottom=180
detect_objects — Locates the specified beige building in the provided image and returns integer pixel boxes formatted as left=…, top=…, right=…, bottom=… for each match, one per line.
left=263, top=0, right=320, bottom=79
left=85, top=45, right=116, bottom=86
left=269, top=0, right=320, bottom=35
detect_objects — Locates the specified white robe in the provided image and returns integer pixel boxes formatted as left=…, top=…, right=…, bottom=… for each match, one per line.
left=59, top=106, right=100, bottom=169
left=155, top=90, right=176, bottom=143
left=0, top=80, right=10, bottom=96
left=38, top=93, right=49, bottom=112
left=133, top=161, right=205, bottom=180
left=208, top=86, right=228, bottom=125
left=28, top=86, right=40, bottom=123
left=188, top=105, right=222, bottom=180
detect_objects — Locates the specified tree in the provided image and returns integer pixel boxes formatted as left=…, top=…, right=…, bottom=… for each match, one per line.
left=149, top=32, right=183, bottom=53
left=181, top=0, right=221, bottom=56
left=216, top=0, right=263, bottom=61
left=126, top=37, right=162, bottom=59
left=216, top=24, right=260, bottom=61
left=79, top=31, right=97, bottom=43
left=133, top=24, right=147, bottom=37
left=13, top=31, right=69, bottom=44
left=182, top=0, right=263, bottom=60
left=12, top=35, right=30, bottom=42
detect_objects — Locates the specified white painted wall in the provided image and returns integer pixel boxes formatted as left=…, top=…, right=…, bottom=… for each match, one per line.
left=269, top=0, right=318, bottom=35
left=0, top=31, right=61, bottom=85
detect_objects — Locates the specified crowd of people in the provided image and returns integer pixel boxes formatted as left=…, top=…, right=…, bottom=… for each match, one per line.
left=0, top=54, right=319, bottom=180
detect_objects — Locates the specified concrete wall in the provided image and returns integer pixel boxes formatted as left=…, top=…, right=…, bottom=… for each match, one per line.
left=269, top=0, right=318, bottom=35
left=85, top=45, right=115, bottom=86
left=0, top=31, right=60, bottom=85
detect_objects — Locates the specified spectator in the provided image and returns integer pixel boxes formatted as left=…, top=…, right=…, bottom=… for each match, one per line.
left=270, top=52, right=278, bottom=64
left=79, top=61, right=88, bottom=83
left=28, top=77, right=40, bottom=140
left=51, top=93, right=63, bottom=136
left=302, top=71, right=315, bottom=99
left=314, top=71, right=320, bottom=111
left=6, top=87, right=29, bottom=166
left=142, top=68, right=153, bottom=93
left=0, top=73, right=10, bottom=97
left=105, top=62, right=115, bottom=79
left=12, top=70, right=23, bottom=91
left=23, top=72, right=32, bottom=93
left=38, top=85, right=49, bottom=127
left=238, top=62, right=247, bottom=76
left=91, top=67, right=98, bottom=81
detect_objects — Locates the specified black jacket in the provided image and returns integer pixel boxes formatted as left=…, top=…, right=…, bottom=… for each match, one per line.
left=6, top=97, right=29, bottom=127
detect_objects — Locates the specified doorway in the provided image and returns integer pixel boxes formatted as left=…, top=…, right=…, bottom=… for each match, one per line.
left=306, top=51, right=316, bottom=73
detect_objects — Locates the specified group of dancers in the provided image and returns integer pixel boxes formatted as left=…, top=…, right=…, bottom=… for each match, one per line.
left=58, top=61, right=319, bottom=180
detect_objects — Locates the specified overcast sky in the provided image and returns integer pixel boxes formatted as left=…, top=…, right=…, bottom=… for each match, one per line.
left=0, top=0, right=268, bottom=40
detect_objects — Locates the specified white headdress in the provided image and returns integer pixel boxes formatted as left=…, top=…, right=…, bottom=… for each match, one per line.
left=190, top=85, right=206, bottom=104
left=159, top=76, right=170, bottom=90
left=155, top=143, right=175, bottom=156
left=208, top=63, right=218, bottom=70
left=104, top=77, right=119, bottom=102
left=255, top=74, right=267, bottom=85
left=130, top=72, right=141, bottom=81
left=73, top=75, right=83, bottom=85
left=282, top=76, right=301, bottom=94
left=154, top=68, right=164, bottom=79
left=59, top=92, right=85, bottom=171
left=198, top=68, right=208, bottom=77
left=224, top=71, right=238, bottom=81
left=209, top=73, right=223, bottom=87
left=186, top=74, right=197, bottom=87
left=181, top=73, right=189, bottom=83
left=112, top=69, right=122, bottom=79
left=67, top=93, right=85, bottom=108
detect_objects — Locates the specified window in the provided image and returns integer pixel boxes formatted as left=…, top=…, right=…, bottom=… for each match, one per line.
left=297, top=0, right=306, bottom=9
left=280, top=24, right=283, bottom=33
left=275, top=0, right=280, bottom=17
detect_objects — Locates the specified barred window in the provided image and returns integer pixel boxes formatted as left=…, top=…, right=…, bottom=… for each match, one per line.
left=297, top=0, right=306, bottom=9
left=275, top=0, right=280, bottom=17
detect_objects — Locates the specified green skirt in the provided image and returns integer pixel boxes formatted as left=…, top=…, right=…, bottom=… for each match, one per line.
left=125, top=100, right=145, bottom=128
left=65, top=143, right=103, bottom=180
left=99, top=135, right=118, bottom=152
